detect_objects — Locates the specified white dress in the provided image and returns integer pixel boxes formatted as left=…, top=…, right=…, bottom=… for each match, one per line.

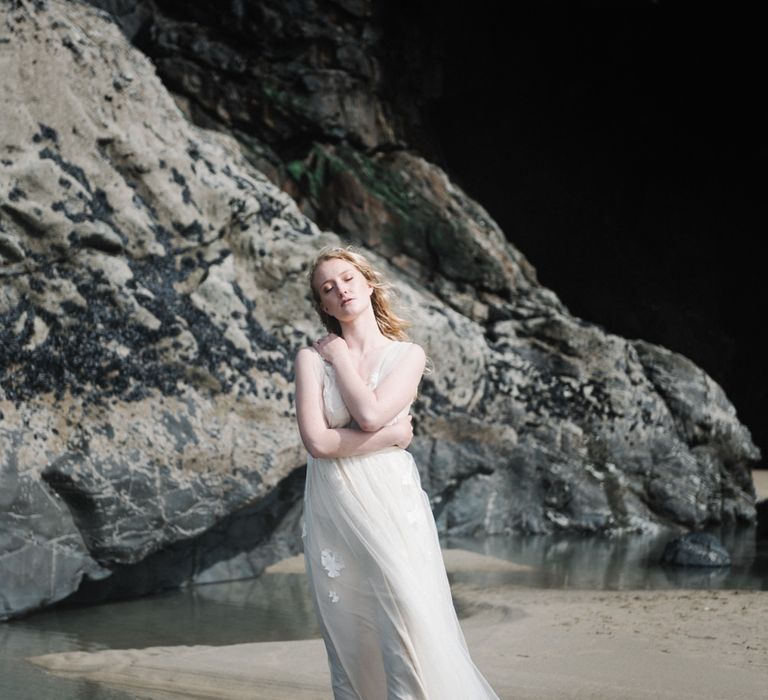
left=301, top=341, right=500, bottom=700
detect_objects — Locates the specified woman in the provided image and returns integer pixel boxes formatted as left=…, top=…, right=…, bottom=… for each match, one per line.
left=294, top=245, right=500, bottom=700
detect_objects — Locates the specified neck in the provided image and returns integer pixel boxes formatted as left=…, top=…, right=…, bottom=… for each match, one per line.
left=339, top=307, right=388, bottom=355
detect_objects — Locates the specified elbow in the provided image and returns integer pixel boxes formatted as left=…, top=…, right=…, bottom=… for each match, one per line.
left=306, top=441, right=326, bottom=459
left=304, top=434, right=329, bottom=459
left=357, top=414, right=384, bottom=432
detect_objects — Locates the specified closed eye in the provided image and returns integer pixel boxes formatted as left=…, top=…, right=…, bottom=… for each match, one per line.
left=323, top=276, right=353, bottom=293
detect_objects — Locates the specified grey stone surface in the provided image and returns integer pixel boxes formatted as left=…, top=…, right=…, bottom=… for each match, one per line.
left=661, top=532, right=732, bottom=568
left=0, top=0, right=760, bottom=620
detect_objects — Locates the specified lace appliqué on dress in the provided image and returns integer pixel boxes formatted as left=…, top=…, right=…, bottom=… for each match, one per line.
left=321, top=548, right=345, bottom=578
left=321, top=548, right=344, bottom=604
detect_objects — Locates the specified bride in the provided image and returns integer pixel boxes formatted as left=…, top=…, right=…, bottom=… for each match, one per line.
left=294, top=245, right=500, bottom=699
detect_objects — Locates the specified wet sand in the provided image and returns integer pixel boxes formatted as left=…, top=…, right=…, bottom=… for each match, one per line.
left=29, top=547, right=768, bottom=700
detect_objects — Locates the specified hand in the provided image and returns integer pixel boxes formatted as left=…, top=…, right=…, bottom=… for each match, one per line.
left=313, top=333, right=350, bottom=365
left=392, top=414, right=414, bottom=449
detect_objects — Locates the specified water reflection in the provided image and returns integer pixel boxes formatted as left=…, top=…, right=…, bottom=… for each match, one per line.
left=11, top=572, right=319, bottom=651
left=0, top=621, right=138, bottom=700
left=443, top=524, right=768, bottom=591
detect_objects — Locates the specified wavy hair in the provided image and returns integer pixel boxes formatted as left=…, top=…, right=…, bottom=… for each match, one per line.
left=308, top=245, right=410, bottom=340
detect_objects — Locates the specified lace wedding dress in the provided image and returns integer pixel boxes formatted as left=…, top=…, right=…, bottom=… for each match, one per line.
left=301, top=341, right=500, bottom=699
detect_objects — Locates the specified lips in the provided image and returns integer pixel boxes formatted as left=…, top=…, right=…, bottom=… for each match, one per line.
left=341, top=298, right=354, bottom=307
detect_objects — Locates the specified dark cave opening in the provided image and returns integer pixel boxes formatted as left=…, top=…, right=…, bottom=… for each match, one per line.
left=384, top=1, right=766, bottom=463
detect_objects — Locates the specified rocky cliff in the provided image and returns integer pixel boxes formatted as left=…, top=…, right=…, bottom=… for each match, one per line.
left=0, top=0, right=760, bottom=621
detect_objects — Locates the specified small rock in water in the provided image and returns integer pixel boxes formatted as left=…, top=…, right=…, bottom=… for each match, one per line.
left=660, top=532, right=731, bottom=568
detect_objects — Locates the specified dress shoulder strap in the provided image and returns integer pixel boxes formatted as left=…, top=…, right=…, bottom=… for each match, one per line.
left=377, top=341, right=412, bottom=384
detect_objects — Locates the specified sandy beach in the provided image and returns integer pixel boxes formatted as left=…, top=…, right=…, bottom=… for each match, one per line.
left=29, top=543, right=767, bottom=700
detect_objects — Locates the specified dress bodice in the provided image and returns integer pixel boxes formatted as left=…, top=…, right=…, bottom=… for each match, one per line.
left=318, top=341, right=413, bottom=429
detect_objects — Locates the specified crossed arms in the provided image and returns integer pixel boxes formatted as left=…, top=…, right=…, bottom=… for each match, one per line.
left=294, top=343, right=426, bottom=459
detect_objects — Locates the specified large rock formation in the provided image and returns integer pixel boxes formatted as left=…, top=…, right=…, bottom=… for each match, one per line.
left=0, top=0, right=760, bottom=621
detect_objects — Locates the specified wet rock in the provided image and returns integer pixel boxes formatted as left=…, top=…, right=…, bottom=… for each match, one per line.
left=0, top=455, right=109, bottom=620
left=661, top=532, right=732, bottom=567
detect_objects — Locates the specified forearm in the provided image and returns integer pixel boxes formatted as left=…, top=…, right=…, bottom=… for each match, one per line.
left=331, top=354, right=381, bottom=430
left=306, top=423, right=398, bottom=459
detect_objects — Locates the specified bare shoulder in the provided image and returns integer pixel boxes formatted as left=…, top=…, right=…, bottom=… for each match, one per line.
left=295, top=345, right=321, bottom=366
left=402, top=341, right=426, bottom=366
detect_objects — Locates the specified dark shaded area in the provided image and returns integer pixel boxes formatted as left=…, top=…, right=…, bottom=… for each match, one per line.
left=413, top=3, right=766, bottom=463
left=757, top=499, right=768, bottom=540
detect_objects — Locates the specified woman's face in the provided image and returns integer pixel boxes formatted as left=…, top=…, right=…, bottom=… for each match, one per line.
left=313, top=257, right=373, bottom=321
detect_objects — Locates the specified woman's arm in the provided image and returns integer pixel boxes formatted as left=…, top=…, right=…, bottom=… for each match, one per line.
left=318, top=339, right=426, bottom=432
left=294, top=346, right=413, bottom=458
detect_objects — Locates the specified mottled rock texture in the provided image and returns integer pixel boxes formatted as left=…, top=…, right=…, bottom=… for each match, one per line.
left=0, top=0, right=760, bottom=620
left=661, top=532, right=731, bottom=568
